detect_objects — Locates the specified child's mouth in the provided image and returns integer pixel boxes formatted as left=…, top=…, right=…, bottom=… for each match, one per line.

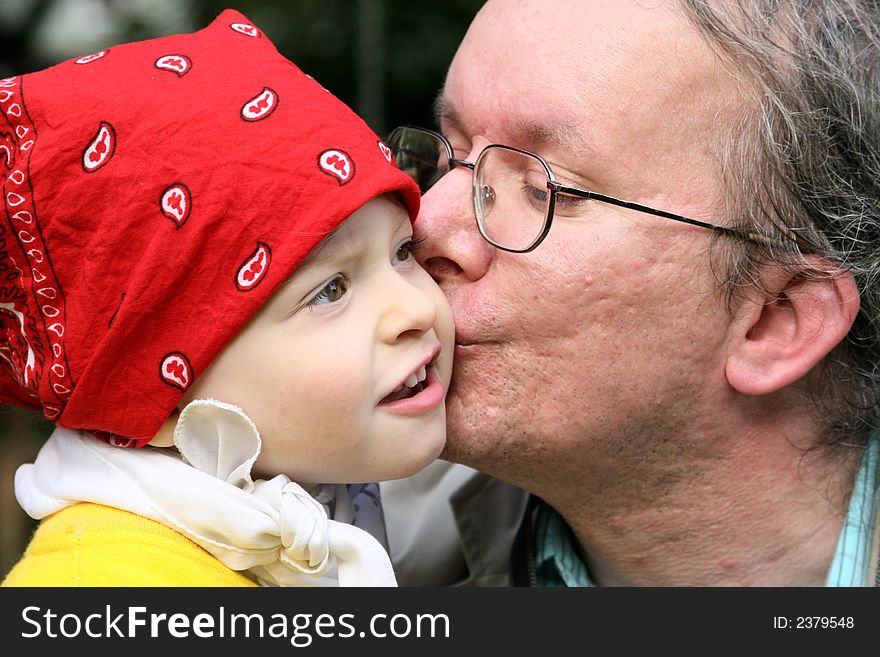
left=380, top=364, right=429, bottom=404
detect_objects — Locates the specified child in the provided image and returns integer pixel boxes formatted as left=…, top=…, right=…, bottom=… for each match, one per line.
left=0, top=9, right=453, bottom=587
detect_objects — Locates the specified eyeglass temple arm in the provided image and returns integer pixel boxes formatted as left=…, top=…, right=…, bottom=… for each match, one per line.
left=393, top=149, right=477, bottom=174
left=550, top=182, right=780, bottom=248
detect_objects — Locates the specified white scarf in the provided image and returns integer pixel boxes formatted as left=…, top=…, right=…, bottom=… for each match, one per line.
left=14, top=399, right=397, bottom=587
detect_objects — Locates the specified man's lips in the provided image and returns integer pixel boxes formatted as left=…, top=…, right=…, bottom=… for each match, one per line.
left=454, top=337, right=501, bottom=358
left=453, top=318, right=500, bottom=348
left=454, top=333, right=497, bottom=348
left=453, top=329, right=482, bottom=347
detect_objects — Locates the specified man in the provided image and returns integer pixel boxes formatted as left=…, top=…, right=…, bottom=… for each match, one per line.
left=380, top=0, right=880, bottom=586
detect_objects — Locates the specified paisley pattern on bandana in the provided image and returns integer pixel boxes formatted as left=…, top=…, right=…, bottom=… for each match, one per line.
left=74, top=50, right=109, bottom=65
left=319, top=149, right=355, bottom=185
left=155, top=54, right=192, bottom=77
left=230, top=22, right=261, bottom=38
left=236, top=242, right=272, bottom=292
left=241, top=87, right=278, bottom=122
left=160, top=352, right=193, bottom=391
left=0, top=77, right=73, bottom=421
left=82, top=122, right=116, bottom=172
left=160, top=183, right=192, bottom=228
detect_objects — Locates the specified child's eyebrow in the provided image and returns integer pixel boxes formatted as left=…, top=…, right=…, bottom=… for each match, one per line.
left=276, top=227, right=359, bottom=292
left=291, top=199, right=410, bottom=277
left=300, top=227, right=359, bottom=269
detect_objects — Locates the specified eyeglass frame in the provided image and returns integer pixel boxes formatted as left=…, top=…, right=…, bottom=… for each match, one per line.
left=387, top=125, right=779, bottom=254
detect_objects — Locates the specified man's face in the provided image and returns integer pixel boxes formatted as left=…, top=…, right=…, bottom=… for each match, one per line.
left=415, top=0, right=747, bottom=490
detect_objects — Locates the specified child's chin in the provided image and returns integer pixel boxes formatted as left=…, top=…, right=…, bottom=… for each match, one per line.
left=384, top=443, right=447, bottom=482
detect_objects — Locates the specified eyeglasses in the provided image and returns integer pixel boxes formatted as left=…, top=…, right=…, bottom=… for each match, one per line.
left=386, top=125, right=773, bottom=253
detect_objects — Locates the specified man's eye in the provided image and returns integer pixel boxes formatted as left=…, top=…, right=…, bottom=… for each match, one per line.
left=306, top=275, right=348, bottom=307
left=552, top=191, right=594, bottom=216
left=522, top=183, right=548, bottom=206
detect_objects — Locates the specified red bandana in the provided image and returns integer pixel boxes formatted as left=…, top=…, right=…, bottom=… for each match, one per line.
left=0, top=10, right=420, bottom=446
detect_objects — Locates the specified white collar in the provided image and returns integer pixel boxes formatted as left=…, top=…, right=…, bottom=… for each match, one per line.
left=14, top=399, right=397, bottom=587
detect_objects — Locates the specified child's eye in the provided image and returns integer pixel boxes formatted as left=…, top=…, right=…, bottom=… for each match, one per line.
left=306, top=275, right=348, bottom=308
left=394, top=238, right=424, bottom=263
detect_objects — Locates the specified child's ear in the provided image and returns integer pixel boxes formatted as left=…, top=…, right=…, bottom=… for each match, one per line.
left=147, top=407, right=181, bottom=447
left=725, top=256, right=859, bottom=395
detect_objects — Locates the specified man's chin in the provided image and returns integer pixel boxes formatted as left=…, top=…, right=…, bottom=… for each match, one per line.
left=437, top=439, right=472, bottom=467
left=438, top=433, right=494, bottom=472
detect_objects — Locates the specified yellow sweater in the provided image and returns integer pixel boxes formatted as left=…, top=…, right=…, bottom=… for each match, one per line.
left=2, top=502, right=257, bottom=587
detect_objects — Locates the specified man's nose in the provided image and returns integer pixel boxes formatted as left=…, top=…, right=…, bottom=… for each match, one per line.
left=414, top=162, right=496, bottom=286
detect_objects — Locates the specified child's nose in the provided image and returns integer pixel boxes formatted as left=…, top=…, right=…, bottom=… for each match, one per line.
left=378, top=274, right=438, bottom=344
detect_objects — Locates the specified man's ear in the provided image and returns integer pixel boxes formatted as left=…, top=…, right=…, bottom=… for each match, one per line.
left=725, top=257, right=860, bottom=395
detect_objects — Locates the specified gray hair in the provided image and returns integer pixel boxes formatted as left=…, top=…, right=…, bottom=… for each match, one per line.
left=681, top=0, right=880, bottom=449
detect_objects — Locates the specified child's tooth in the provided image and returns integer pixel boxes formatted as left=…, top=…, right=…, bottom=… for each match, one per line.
left=405, top=372, right=419, bottom=388
left=417, top=366, right=427, bottom=383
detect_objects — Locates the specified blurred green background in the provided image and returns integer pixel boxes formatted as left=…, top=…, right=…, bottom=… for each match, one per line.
left=0, top=0, right=483, bottom=582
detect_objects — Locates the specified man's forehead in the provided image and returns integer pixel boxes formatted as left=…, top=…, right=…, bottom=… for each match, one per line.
left=434, top=92, right=592, bottom=154
left=440, top=0, right=746, bottom=209
left=444, top=1, right=741, bottom=156
left=456, top=0, right=725, bottom=97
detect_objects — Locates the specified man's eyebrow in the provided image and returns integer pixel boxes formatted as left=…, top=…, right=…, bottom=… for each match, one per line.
left=432, top=92, right=586, bottom=152
left=432, top=93, right=457, bottom=129
left=517, top=120, right=570, bottom=147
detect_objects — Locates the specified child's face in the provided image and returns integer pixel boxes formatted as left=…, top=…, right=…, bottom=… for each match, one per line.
left=183, top=196, right=454, bottom=484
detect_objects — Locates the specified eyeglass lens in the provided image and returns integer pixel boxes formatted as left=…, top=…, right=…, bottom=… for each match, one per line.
left=388, top=128, right=554, bottom=252
left=386, top=127, right=450, bottom=193
left=475, top=146, right=552, bottom=252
